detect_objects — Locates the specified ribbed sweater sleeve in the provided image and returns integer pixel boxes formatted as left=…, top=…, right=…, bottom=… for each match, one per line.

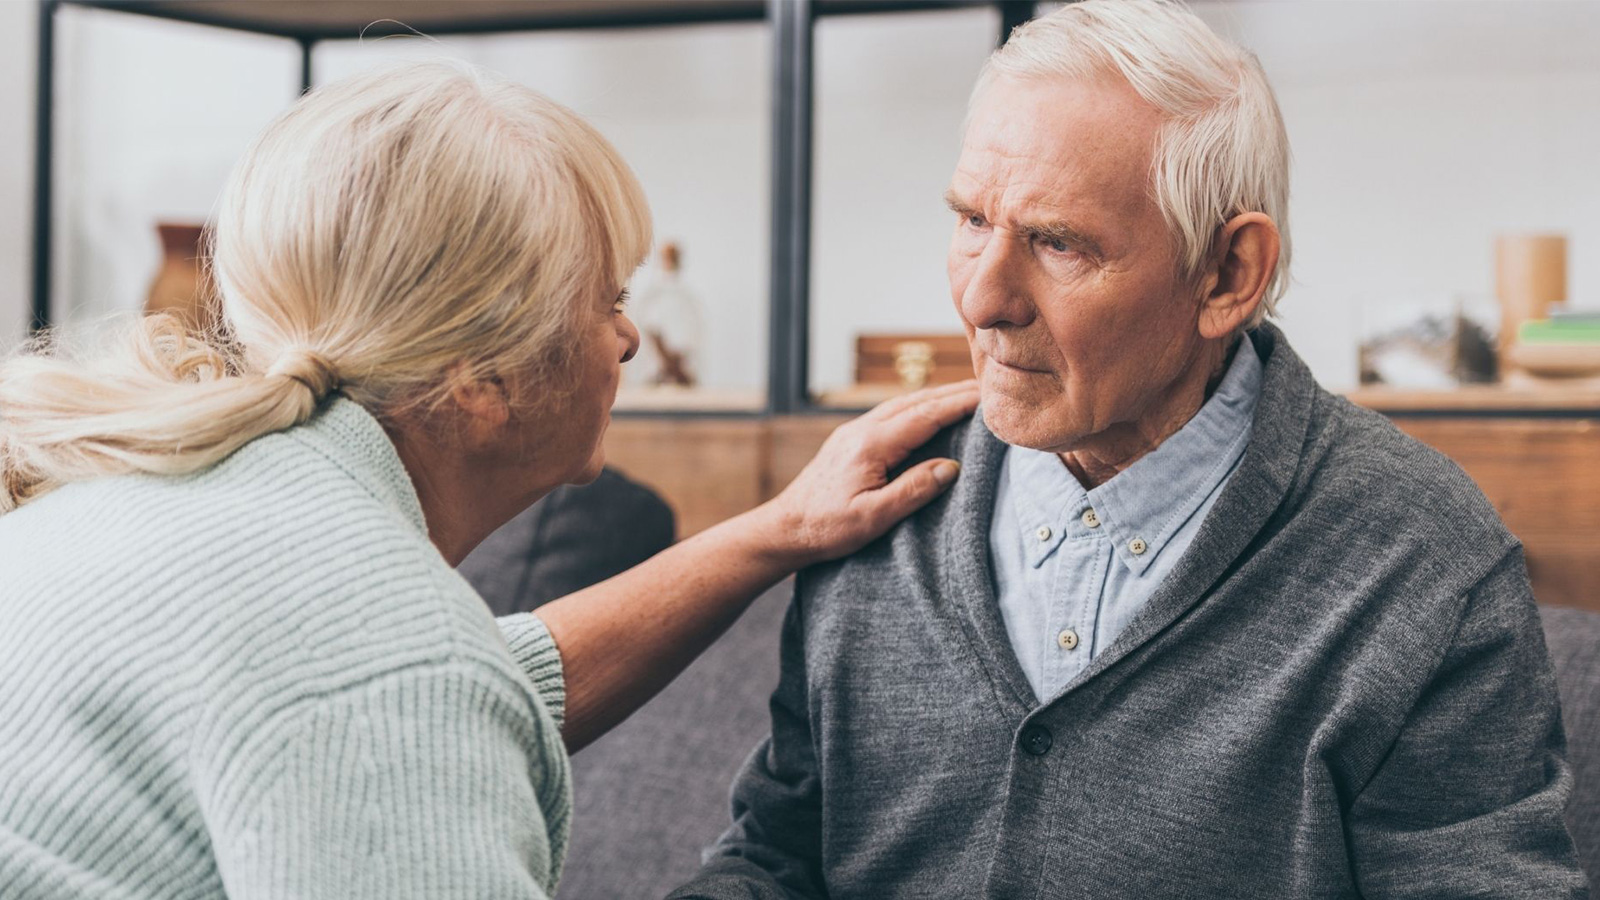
left=498, top=612, right=567, bottom=733
left=206, top=658, right=566, bottom=899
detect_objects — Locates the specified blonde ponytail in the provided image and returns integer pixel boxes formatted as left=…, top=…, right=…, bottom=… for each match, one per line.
left=0, top=315, right=336, bottom=512
left=0, top=59, right=651, bottom=514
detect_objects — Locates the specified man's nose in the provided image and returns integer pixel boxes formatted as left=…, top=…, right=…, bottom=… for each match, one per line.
left=958, top=235, right=1034, bottom=330
left=617, top=312, right=641, bottom=364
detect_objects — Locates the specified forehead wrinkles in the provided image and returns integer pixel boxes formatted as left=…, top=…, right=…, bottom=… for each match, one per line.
left=956, top=76, right=1161, bottom=225
left=953, top=141, right=1069, bottom=219
left=952, top=142, right=1115, bottom=241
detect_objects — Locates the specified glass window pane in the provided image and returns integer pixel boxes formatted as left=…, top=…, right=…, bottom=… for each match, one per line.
left=809, top=7, right=998, bottom=407
left=317, top=24, right=772, bottom=411
left=52, top=7, right=299, bottom=332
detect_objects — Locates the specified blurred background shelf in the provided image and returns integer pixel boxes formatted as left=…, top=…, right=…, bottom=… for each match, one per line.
left=613, top=385, right=766, bottom=414
left=66, top=0, right=769, bottom=37
left=1347, top=385, right=1600, bottom=415
left=61, top=0, right=1017, bottom=37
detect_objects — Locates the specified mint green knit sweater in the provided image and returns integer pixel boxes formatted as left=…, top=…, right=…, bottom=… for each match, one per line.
left=0, top=398, right=571, bottom=898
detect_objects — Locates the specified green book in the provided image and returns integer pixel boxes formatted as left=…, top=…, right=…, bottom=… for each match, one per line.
left=1518, top=319, right=1600, bottom=344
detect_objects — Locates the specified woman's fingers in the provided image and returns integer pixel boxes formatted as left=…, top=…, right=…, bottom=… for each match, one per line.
left=761, top=381, right=979, bottom=566
left=854, top=457, right=962, bottom=534
left=869, top=381, right=980, bottom=457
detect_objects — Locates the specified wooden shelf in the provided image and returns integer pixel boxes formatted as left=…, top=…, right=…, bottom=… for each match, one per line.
left=1346, top=385, right=1600, bottom=414
left=613, top=385, right=765, bottom=414
left=64, top=0, right=767, bottom=39
left=63, top=0, right=994, bottom=39
left=813, top=383, right=907, bottom=410
left=818, top=383, right=1600, bottom=415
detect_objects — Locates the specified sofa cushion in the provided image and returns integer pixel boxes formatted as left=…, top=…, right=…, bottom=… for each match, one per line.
left=1541, top=604, right=1600, bottom=886
left=459, top=468, right=675, bottom=617
left=557, top=581, right=790, bottom=898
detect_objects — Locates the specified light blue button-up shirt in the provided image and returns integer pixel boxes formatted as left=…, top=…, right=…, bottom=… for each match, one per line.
left=989, top=339, right=1264, bottom=703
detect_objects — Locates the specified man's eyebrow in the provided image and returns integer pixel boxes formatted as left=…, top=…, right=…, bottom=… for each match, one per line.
left=1018, top=219, right=1102, bottom=257
left=943, top=188, right=1105, bottom=258
left=942, top=189, right=976, bottom=216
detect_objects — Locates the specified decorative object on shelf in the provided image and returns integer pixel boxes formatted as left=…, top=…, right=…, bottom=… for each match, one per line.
left=892, top=340, right=936, bottom=389
left=855, top=333, right=972, bottom=387
left=144, top=222, right=216, bottom=330
left=1496, top=233, right=1567, bottom=363
left=817, top=333, right=974, bottom=409
left=627, top=241, right=704, bottom=389
left=1505, top=314, right=1600, bottom=385
left=1357, top=299, right=1497, bottom=388
left=1492, top=234, right=1600, bottom=384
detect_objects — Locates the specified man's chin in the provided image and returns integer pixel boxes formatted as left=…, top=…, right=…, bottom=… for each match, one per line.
left=980, top=404, right=1076, bottom=454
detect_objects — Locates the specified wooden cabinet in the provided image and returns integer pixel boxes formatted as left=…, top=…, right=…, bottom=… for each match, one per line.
left=602, top=415, right=851, bottom=537
left=607, top=390, right=1599, bottom=610
left=1351, top=388, right=1600, bottom=611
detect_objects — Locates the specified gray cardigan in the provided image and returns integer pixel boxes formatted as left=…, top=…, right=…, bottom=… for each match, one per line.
left=671, top=325, right=1587, bottom=899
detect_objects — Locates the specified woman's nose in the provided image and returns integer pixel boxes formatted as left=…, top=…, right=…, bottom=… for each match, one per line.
left=617, top=312, right=641, bottom=364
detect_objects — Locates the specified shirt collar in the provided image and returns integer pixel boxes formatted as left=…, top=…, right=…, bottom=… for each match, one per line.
left=1004, top=443, right=1092, bottom=568
left=1002, top=338, right=1263, bottom=575
left=1091, top=338, right=1263, bottom=575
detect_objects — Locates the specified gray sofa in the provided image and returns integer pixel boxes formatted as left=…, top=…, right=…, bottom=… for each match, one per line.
left=459, top=468, right=676, bottom=617
left=463, top=485, right=1600, bottom=894
left=1541, top=605, right=1600, bottom=881
left=458, top=469, right=781, bottom=897
left=560, top=583, right=788, bottom=898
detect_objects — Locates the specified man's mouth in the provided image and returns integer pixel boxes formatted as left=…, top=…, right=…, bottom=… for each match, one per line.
left=987, top=355, right=1048, bottom=374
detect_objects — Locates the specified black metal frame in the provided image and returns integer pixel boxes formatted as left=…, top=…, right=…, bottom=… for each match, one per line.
left=767, top=0, right=812, bottom=415
left=31, top=1, right=57, bottom=333
left=30, top=0, right=1031, bottom=415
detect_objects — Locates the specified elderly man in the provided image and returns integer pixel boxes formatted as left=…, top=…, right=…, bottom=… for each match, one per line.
left=671, top=1, right=1586, bottom=897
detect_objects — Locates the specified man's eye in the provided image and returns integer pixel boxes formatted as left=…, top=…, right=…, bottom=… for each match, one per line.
left=965, top=214, right=985, bottom=228
left=1046, top=238, right=1070, bottom=253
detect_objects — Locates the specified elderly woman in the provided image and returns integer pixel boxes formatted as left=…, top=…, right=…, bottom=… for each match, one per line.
left=0, top=62, right=973, bottom=899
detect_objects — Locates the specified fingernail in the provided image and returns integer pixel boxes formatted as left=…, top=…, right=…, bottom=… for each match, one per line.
left=933, top=460, right=960, bottom=486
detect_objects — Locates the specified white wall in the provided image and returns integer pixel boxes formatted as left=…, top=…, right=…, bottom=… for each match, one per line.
left=0, top=1, right=36, bottom=352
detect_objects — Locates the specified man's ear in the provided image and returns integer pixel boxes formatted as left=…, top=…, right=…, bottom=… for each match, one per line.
left=445, top=364, right=511, bottom=439
left=1196, top=212, right=1281, bottom=340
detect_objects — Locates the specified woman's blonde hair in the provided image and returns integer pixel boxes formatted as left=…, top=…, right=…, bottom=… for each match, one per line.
left=977, top=0, right=1291, bottom=324
left=0, top=60, right=652, bottom=513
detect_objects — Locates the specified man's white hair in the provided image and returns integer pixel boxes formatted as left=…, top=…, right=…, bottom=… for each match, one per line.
left=975, top=0, right=1291, bottom=324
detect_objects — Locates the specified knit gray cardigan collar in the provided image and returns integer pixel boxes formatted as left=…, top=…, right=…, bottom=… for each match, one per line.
left=937, top=323, right=1317, bottom=717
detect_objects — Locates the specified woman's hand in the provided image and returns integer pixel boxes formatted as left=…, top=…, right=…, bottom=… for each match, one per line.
left=749, top=380, right=980, bottom=570
left=541, top=379, right=978, bottom=750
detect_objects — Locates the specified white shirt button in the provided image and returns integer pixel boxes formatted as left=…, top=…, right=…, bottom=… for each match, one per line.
left=1081, top=508, right=1100, bottom=529
left=1129, top=537, right=1148, bottom=556
left=1057, top=628, right=1080, bottom=651
left=1036, top=525, right=1052, bottom=542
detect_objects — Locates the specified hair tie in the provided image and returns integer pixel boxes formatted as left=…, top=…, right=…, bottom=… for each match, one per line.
left=265, top=350, right=340, bottom=399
